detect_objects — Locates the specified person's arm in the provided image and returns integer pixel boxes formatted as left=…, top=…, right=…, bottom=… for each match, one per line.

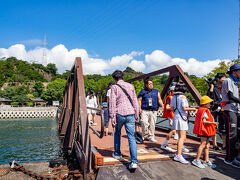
left=157, top=92, right=164, bottom=107
left=165, top=97, right=172, bottom=111
left=202, top=117, right=218, bottom=125
left=227, top=91, right=240, bottom=104
left=138, top=98, right=142, bottom=115
left=137, top=90, right=143, bottom=114
left=183, top=107, right=197, bottom=111
left=207, top=84, right=214, bottom=98
left=132, top=87, right=139, bottom=121
left=181, top=96, right=197, bottom=111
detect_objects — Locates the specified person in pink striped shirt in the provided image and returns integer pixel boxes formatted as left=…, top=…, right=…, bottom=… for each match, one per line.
left=109, top=70, right=139, bottom=170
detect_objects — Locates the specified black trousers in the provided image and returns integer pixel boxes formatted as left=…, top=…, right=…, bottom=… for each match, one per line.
left=222, top=111, right=239, bottom=161
left=212, top=111, right=226, bottom=134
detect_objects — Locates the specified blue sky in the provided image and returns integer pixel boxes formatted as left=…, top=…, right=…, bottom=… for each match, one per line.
left=0, top=0, right=239, bottom=75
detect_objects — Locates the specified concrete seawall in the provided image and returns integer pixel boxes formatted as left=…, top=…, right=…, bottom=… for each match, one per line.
left=0, top=106, right=58, bottom=119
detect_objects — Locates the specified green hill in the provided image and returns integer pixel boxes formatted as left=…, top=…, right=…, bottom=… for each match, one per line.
left=0, top=57, right=58, bottom=87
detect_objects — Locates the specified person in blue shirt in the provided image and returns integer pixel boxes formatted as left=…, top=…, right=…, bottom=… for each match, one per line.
left=101, top=102, right=111, bottom=136
left=138, top=79, right=164, bottom=142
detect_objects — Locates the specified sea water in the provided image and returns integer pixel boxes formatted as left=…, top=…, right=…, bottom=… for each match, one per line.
left=0, top=118, right=60, bottom=164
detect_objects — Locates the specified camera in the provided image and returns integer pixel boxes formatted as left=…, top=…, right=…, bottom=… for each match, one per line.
left=203, top=77, right=216, bottom=85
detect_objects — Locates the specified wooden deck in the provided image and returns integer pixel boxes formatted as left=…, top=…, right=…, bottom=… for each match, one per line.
left=90, top=116, right=240, bottom=180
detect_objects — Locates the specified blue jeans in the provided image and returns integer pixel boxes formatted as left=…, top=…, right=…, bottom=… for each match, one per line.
left=114, top=114, right=138, bottom=164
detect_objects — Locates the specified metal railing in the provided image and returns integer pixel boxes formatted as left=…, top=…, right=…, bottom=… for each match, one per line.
left=58, top=57, right=105, bottom=179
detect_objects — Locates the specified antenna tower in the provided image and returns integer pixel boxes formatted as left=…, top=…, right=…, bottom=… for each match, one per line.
left=42, top=35, right=47, bottom=66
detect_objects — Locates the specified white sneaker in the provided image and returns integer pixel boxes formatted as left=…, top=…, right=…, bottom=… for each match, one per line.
left=161, top=144, right=174, bottom=152
left=149, top=138, right=157, bottom=142
left=173, top=133, right=179, bottom=140
left=129, top=162, right=138, bottom=169
left=112, top=152, right=122, bottom=160
left=173, top=154, right=189, bottom=164
left=182, top=146, right=190, bottom=153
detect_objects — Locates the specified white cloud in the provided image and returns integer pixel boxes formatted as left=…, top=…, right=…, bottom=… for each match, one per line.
left=144, top=50, right=231, bottom=76
left=128, top=60, right=146, bottom=72
left=0, top=44, right=231, bottom=77
left=109, top=51, right=144, bottom=68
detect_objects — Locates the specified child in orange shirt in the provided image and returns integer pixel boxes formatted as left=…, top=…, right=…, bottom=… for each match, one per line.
left=192, top=96, right=218, bottom=168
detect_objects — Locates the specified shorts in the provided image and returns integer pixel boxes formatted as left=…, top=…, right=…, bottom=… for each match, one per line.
left=197, top=135, right=213, bottom=139
left=87, top=109, right=96, bottom=114
left=173, top=117, right=188, bottom=131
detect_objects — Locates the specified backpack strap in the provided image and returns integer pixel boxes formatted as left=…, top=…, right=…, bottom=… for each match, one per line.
left=116, top=84, right=134, bottom=107
left=174, top=95, right=188, bottom=121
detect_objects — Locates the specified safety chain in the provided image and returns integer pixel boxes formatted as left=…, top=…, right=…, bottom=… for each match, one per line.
left=9, top=161, right=83, bottom=180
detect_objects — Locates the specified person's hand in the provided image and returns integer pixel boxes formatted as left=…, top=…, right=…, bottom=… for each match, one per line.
left=214, top=122, right=219, bottom=126
left=192, top=107, right=197, bottom=111
left=139, top=108, right=142, bottom=115
left=135, top=118, right=139, bottom=123
left=111, top=118, right=117, bottom=127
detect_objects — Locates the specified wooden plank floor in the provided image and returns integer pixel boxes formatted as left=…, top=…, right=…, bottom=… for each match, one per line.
left=90, top=116, right=223, bottom=165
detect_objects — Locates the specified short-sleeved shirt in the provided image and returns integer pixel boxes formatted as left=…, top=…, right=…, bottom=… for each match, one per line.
left=138, top=89, right=159, bottom=110
left=221, top=77, right=240, bottom=113
left=170, top=94, right=189, bottom=120
left=106, top=89, right=111, bottom=97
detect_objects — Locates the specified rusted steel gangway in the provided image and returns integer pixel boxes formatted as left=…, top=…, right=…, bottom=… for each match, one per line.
left=58, top=57, right=240, bottom=180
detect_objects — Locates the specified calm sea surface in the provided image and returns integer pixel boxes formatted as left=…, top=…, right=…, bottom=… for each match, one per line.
left=0, top=118, right=60, bottom=164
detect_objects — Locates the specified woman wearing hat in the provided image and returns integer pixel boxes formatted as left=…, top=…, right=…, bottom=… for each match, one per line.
left=221, top=64, right=240, bottom=168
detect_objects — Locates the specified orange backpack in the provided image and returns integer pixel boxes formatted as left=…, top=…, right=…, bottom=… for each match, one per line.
left=193, top=107, right=216, bottom=136
left=163, top=95, right=174, bottom=119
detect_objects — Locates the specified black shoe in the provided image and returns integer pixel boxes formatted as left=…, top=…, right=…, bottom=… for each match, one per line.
left=236, top=155, right=240, bottom=162
left=213, top=146, right=221, bottom=152
left=224, top=159, right=240, bottom=168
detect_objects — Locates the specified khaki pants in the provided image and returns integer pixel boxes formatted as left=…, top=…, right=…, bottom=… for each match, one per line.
left=141, top=110, right=157, bottom=139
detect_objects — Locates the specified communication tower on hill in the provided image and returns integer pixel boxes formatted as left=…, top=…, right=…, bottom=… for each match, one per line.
left=42, top=35, right=47, bottom=66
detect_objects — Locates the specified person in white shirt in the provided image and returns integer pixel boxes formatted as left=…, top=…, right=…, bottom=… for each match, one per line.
left=86, top=89, right=98, bottom=126
left=107, top=81, right=114, bottom=104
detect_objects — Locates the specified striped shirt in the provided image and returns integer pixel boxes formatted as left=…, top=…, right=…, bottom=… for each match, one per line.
left=109, top=80, right=139, bottom=121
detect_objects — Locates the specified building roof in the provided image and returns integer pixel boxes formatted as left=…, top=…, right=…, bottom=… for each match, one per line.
left=33, top=98, right=45, bottom=102
left=0, top=97, right=12, bottom=102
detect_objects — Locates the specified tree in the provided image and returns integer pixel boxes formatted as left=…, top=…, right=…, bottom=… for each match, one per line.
left=12, top=94, right=30, bottom=105
left=33, top=81, right=44, bottom=97
left=124, top=67, right=136, bottom=73
left=42, top=78, right=66, bottom=102
left=46, top=63, right=57, bottom=76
